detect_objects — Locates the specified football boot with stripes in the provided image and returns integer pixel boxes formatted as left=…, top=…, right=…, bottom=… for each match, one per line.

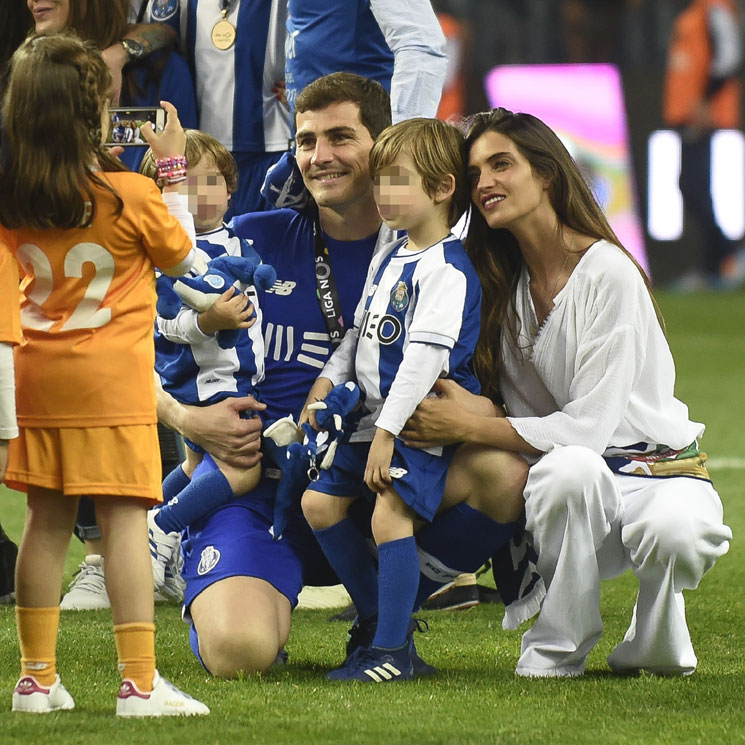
left=327, top=644, right=414, bottom=682
left=338, top=616, right=436, bottom=678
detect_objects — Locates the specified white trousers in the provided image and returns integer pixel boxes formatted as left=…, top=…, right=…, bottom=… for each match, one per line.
left=517, top=446, right=732, bottom=677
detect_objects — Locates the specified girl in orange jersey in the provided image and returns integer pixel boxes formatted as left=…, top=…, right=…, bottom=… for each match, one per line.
left=0, top=33, right=208, bottom=717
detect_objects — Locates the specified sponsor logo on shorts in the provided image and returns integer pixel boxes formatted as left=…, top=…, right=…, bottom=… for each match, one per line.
left=388, top=467, right=408, bottom=479
left=197, top=546, right=221, bottom=575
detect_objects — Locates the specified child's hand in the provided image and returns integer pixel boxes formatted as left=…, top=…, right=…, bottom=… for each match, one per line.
left=299, top=377, right=334, bottom=429
left=140, top=100, right=185, bottom=159
left=197, top=288, right=255, bottom=335
left=364, top=428, right=395, bottom=493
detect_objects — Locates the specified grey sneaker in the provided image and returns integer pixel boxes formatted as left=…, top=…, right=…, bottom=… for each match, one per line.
left=60, top=555, right=110, bottom=611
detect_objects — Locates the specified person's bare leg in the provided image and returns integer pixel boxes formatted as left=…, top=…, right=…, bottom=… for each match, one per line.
left=190, top=576, right=291, bottom=678
left=16, top=487, right=78, bottom=607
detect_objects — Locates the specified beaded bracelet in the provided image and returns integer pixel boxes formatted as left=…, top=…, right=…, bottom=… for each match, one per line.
left=155, top=155, right=188, bottom=186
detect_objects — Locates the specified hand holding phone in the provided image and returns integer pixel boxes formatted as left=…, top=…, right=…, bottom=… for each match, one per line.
left=107, top=106, right=165, bottom=147
left=140, top=100, right=186, bottom=160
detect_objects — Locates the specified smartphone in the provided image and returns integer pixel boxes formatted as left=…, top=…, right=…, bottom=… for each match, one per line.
left=106, top=106, right=165, bottom=147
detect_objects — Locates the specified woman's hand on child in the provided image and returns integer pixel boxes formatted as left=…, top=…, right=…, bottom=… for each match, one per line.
left=197, top=288, right=255, bottom=336
left=401, top=379, right=472, bottom=449
left=364, top=428, right=395, bottom=492
left=140, top=100, right=186, bottom=159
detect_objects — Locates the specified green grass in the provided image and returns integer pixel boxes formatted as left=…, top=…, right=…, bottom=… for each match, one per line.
left=1, top=290, right=744, bottom=744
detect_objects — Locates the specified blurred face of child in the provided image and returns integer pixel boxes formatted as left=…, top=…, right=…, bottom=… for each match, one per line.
left=373, top=153, right=437, bottom=235
left=178, top=154, right=230, bottom=233
left=28, top=0, right=70, bottom=34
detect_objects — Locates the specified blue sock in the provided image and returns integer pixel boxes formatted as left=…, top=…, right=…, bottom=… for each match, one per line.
left=372, top=536, right=419, bottom=650
left=313, top=518, right=379, bottom=621
left=414, top=503, right=517, bottom=609
left=155, top=468, right=234, bottom=534
left=161, top=464, right=190, bottom=502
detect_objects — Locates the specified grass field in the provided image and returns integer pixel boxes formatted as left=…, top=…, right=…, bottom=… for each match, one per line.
left=1, top=291, right=743, bottom=744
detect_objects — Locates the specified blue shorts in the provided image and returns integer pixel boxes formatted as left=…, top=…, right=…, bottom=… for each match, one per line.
left=182, top=474, right=337, bottom=612
left=311, top=439, right=453, bottom=522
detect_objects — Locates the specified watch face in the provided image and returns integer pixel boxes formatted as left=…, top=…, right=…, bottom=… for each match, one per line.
left=123, top=39, right=145, bottom=59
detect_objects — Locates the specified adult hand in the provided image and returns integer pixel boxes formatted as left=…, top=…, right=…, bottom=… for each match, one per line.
left=101, top=42, right=126, bottom=105
left=140, top=100, right=185, bottom=159
left=180, top=396, right=266, bottom=469
left=401, top=379, right=478, bottom=449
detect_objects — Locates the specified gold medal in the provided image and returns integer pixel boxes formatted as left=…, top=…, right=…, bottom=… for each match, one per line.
left=211, top=9, right=236, bottom=50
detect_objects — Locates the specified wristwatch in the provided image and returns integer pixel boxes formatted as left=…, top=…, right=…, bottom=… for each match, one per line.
left=120, top=38, right=146, bottom=62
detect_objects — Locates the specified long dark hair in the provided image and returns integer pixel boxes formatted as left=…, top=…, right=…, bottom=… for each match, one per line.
left=0, top=0, right=33, bottom=94
left=0, top=33, right=127, bottom=230
left=463, top=108, right=660, bottom=399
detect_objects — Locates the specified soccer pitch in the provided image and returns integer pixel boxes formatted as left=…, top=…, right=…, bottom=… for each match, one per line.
left=1, top=290, right=743, bottom=744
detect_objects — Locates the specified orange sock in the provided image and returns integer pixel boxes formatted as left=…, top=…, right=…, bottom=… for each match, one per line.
left=114, top=622, right=156, bottom=692
left=16, top=606, right=59, bottom=686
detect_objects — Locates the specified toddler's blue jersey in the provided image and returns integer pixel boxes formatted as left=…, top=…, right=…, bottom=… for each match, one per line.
left=231, top=209, right=377, bottom=424
left=146, top=0, right=290, bottom=153
left=285, top=0, right=394, bottom=115
left=155, top=225, right=266, bottom=406
left=355, top=235, right=481, bottom=428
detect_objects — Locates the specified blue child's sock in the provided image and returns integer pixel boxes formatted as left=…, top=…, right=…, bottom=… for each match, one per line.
left=313, top=517, right=379, bottom=621
left=414, top=502, right=517, bottom=609
left=161, top=464, right=191, bottom=502
left=372, top=536, right=419, bottom=650
left=155, top=468, right=234, bottom=534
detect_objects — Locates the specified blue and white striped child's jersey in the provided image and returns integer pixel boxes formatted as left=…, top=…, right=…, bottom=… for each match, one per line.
left=285, top=0, right=393, bottom=115
left=353, top=235, right=481, bottom=435
left=155, top=224, right=266, bottom=406
left=147, top=0, right=290, bottom=153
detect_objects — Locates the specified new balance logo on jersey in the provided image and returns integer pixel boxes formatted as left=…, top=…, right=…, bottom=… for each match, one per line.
left=266, top=280, right=296, bottom=296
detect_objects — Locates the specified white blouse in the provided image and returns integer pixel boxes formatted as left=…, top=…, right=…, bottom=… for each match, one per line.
left=500, top=240, right=703, bottom=454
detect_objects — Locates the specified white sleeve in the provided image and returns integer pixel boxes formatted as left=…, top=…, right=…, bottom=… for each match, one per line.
left=161, top=191, right=197, bottom=276
left=507, top=270, right=650, bottom=454
left=157, top=307, right=213, bottom=345
left=370, top=0, right=448, bottom=122
left=320, top=326, right=358, bottom=385
left=0, top=343, right=17, bottom=440
left=708, top=5, right=742, bottom=78
left=376, top=342, right=449, bottom=436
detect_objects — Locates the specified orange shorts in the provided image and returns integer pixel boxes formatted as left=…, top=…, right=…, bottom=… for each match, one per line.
left=5, top=424, right=163, bottom=504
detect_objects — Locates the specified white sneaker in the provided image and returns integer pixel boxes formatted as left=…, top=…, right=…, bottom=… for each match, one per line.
left=116, top=670, right=209, bottom=717
left=147, top=510, right=181, bottom=592
left=160, top=551, right=186, bottom=605
left=60, top=555, right=110, bottom=610
left=12, top=674, right=75, bottom=713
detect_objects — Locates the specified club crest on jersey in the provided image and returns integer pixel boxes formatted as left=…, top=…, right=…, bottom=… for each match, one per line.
left=151, top=0, right=178, bottom=21
left=197, top=546, right=221, bottom=575
left=390, top=281, right=409, bottom=312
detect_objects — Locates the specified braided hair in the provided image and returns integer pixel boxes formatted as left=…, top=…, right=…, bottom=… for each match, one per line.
left=0, top=32, right=126, bottom=230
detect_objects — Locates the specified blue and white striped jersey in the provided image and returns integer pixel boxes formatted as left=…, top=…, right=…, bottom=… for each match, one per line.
left=285, top=0, right=393, bottom=115
left=353, top=235, right=481, bottom=431
left=146, top=0, right=290, bottom=153
left=155, top=224, right=266, bottom=406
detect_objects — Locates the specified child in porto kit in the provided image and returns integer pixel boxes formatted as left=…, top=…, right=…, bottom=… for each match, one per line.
left=140, top=130, right=271, bottom=596
left=301, top=118, right=482, bottom=682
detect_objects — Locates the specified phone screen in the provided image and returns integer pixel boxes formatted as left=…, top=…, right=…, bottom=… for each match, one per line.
left=106, top=107, right=165, bottom=147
